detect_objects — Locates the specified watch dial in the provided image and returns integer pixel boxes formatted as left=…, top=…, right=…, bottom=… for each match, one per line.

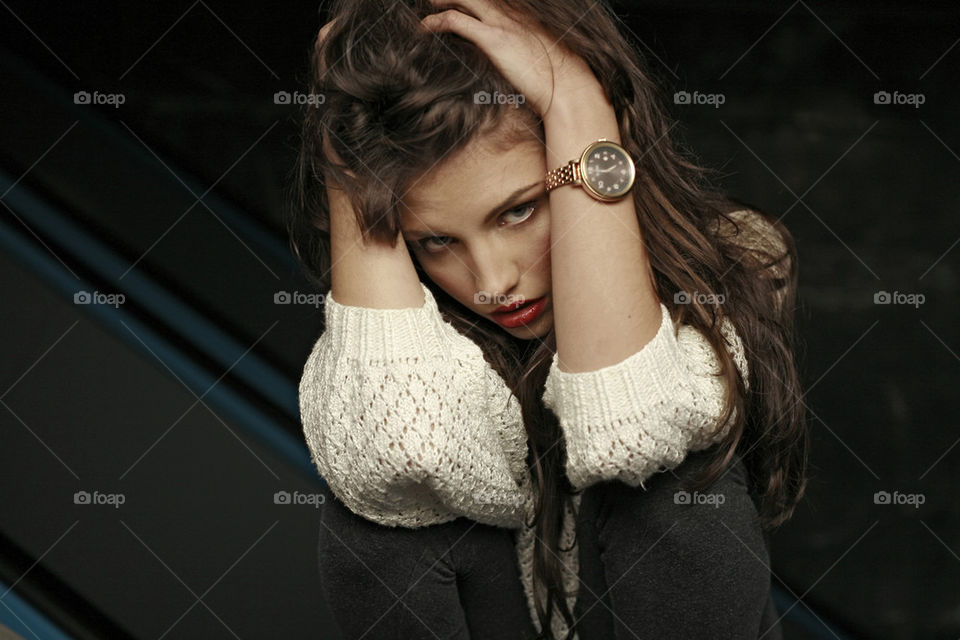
left=584, top=144, right=634, bottom=199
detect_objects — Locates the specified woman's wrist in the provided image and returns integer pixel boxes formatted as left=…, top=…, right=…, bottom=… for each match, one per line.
left=542, top=81, right=621, bottom=179
left=327, top=183, right=425, bottom=309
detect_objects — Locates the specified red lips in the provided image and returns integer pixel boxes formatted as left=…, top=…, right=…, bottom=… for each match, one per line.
left=490, top=296, right=548, bottom=329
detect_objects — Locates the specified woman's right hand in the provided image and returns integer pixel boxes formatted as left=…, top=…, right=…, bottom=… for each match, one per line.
left=314, top=17, right=424, bottom=309
left=315, top=17, right=354, bottom=187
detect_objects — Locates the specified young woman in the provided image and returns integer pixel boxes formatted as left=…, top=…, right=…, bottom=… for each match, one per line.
left=291, top=1, right=809, bottom=638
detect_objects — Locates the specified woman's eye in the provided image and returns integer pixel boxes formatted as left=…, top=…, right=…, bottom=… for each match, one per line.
left=502, top=202, right=536, bottom=224
left=415, top=201, right=537, bottom=254
left=419, top=236, right=452, bottom=252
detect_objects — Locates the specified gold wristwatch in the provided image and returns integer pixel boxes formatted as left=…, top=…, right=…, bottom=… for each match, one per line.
left=545, top=138, right=636, bottom=202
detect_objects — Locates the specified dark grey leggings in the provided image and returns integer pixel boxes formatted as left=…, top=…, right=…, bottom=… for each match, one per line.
left=317, top=448, right=783, bottom=640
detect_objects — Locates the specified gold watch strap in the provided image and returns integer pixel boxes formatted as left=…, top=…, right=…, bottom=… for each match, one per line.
left=545, top=161, right=580, bottom=192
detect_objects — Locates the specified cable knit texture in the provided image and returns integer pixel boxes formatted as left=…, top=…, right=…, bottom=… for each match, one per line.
left=299, top=286, right=535, bottom=530
left=542, top=299, right=749, bottom=492
left=298, top=209, right=788, bottom=640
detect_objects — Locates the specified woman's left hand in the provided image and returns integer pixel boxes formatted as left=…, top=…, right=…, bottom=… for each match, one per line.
left=420, top=0, right=603, bottom=120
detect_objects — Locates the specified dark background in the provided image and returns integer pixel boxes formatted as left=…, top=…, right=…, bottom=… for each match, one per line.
left=1, top=1, right=958, bottom=638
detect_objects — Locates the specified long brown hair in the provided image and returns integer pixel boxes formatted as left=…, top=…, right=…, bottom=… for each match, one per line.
left=288, top=1, right=809, bottom=637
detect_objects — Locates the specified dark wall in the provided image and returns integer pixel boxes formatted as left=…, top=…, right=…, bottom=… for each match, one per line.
left=1, top=2, right=957, bottom=638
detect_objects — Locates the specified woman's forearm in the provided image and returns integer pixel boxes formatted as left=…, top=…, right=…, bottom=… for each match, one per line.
left=328, top=181, right=425, bottom=309
left=543, top=84, right=662, bottom=373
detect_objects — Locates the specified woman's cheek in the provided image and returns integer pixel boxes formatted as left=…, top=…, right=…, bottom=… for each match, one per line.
left=421, top=260, right=472, bottom=307
left=527, top=217, right=553, bottom=275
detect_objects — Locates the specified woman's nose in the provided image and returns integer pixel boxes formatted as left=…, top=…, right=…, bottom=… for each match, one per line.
left=472, top=243, right=520, bottom=304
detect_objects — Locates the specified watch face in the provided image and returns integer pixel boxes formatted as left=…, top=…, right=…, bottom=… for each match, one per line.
left=582, top=142, right=635, bottom=201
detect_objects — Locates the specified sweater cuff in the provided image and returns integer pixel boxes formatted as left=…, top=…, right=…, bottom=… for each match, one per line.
left=542, top=302, right=690, bottom=427
left=323, top=282, right=482, bottom=363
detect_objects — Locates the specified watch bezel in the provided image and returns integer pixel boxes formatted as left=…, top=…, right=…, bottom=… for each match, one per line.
left=578, top=140, right=636, bottom=202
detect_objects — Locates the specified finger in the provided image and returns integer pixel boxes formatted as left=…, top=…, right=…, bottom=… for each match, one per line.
left=315, top=18, right=341, bottom=76
left=421, top=8, right=501, bottom=50
left=425, top=0, right=496, bottom=25
left=316, top=18, right=339, bottom=47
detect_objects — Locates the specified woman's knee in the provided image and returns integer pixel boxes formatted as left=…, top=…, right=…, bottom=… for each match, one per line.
left=593, top=451, right=756, bottom=534
left=586, top=451, right=771, bottom=603
left=318, top=493, right=457, bottom=588
left=318, top=494, right=472, bottom=639
left=318, top=496, right=536, bottom=639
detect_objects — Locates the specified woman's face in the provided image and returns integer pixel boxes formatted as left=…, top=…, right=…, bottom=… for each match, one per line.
left=400, top=121, right=553, bottom=341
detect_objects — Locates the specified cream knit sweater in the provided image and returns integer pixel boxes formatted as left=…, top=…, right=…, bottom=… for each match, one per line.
left=299, top=209, right=785, bottom=639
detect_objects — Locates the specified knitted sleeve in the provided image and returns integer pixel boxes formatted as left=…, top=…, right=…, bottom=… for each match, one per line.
left=298, top=282, right=533, bottom=530
left=542, top=295, right=750, bottom=493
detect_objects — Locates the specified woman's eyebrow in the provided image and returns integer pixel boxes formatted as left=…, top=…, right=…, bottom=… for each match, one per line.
left=402, top=181, right=543, bottom=239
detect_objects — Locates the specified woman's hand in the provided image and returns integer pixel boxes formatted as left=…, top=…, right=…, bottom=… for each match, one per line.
left=313, top=18, right=356, bottom=187
left=420, top=0, right=603, bottom=120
